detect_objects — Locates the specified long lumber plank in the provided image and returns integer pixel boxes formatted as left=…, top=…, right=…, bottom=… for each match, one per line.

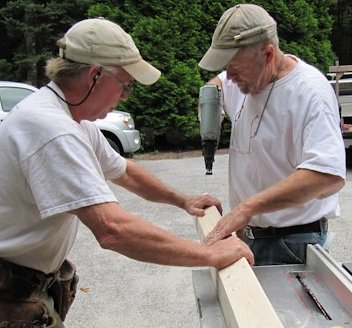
left=195, top=206, right=283, bottom=328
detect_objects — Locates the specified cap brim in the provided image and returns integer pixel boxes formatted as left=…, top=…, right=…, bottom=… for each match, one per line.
left=198, top=47, right=239, bottom=71
left=122, top=59, right=161, bottom=85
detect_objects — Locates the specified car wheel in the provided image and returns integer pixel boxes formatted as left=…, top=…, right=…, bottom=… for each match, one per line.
left=106, top=137, right=122, bottom=154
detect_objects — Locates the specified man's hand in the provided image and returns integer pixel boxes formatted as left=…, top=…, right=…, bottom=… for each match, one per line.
left=184, top=193, right=222, bottom=217
left=204, top=206, right=250, bottom=245
left=209, top=235, right=254, bottom=268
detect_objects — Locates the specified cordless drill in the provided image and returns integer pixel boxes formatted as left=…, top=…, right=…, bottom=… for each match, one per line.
left=199, top=84, right=222, bottom=175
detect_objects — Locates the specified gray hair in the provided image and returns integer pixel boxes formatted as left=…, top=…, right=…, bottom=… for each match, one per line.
left=241, top=35, right=279, bottom=64
left=45, top=57, right=91, bottom=85
left=248, top=35, right=279, bottom=52
left=45, top=58, right=119, bottom=86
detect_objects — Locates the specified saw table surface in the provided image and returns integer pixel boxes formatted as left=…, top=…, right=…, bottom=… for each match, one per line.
left=193, top=245, right=352, bottom=328
left=255, top=264, right=352, bottom=327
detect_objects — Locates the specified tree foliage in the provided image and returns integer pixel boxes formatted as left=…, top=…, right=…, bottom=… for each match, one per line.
left=0, top=0, right=93, bottom=84
left=331, top=0, right=352, bottom=65
left=0, top=0, right=345, bottom=150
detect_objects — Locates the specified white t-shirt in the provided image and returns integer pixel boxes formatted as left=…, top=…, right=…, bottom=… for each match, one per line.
left=0, top=82, right=127, bottom=273
left=218, top=70, right=245, bottom=119
left=218, top=56, right=346, bottom=228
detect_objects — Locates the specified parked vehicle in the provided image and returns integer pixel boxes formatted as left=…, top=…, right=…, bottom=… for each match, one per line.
left=0, top=81, right=141, bottom=154
left=329, top=75, right=352, bottom=157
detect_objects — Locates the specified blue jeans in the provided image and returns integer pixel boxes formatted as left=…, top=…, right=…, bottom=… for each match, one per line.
left=242, top=220, right=328, bottom=266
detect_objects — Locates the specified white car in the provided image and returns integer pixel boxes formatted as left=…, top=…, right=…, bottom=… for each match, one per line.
left=0, top=81, right=141, bottom=154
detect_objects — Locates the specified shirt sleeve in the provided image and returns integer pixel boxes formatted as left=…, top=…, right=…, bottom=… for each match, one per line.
left=80, top=120, right=127, bottom=180
left=294, top=89, right=346, bottom=178
left=21, top=134, right=119, bottom=219
left=296, top=101, right=346, bottom=178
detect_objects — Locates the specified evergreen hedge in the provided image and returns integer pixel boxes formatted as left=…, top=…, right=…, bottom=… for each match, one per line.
left=0, top=0, right=338, bottom=151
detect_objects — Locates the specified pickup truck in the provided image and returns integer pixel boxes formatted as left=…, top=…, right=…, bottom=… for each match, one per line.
left=329, top=75, right=352, bottom=165
left=0, top=81, right=141, bottom=155
left=328, top=65, right=352, bottom=166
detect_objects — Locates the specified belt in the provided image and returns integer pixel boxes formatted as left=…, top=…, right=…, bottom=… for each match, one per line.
left=244, top=218, right=327, bottom=240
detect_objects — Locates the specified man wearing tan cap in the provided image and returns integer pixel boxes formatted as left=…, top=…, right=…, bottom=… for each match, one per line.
left=199, top=4, right=346, bottom=265
left=0, top=18, right=253, bottom=327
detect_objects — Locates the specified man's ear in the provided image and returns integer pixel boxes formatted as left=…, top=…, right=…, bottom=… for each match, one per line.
left=263, top=44, right=275, bottom=63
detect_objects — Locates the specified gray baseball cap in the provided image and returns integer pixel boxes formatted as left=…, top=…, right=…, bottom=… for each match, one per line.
left=57, top=18, right=161, bottom=85
left=199, top=4, right=277, bottom=71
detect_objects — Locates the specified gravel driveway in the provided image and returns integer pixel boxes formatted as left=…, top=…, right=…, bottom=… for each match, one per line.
left=65, top=152, right=352, bottom=328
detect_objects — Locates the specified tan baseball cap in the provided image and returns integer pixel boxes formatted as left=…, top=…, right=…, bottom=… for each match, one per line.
left=199, top=4, right=277, bottom=71
left=57, top=18, right=161, bottom=85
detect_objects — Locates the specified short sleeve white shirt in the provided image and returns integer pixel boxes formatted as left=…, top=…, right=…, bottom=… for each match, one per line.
left=218, top=57, right=346, bottom=228
left=0, top=82, right=127, bottom=273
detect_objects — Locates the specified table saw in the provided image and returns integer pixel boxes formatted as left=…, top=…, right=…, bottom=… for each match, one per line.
left=193, top=244, right=352, bottom=328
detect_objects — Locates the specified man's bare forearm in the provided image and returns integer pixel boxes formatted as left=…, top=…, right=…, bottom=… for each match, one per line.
left=113, top=160, right=187, bottom=208
left=71, top=202, right=254, bottom=269
left=240, top=169, right=345, bottom=218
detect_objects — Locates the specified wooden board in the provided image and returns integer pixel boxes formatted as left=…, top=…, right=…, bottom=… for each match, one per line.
left=195, top=206, right=283, bottom=328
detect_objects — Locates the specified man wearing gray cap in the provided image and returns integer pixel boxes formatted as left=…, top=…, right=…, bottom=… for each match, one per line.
left=199, top=4, right=346, bottom=265
left=0, top=18, right=253, bottom=327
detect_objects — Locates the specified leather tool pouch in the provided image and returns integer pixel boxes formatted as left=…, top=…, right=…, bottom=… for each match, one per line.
left=0, top=260, right=56, bottom=327
left=48, top=259, right=79, bottom=321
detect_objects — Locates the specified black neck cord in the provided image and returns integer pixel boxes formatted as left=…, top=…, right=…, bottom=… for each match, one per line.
left=45, top=75, right=99, bottom=107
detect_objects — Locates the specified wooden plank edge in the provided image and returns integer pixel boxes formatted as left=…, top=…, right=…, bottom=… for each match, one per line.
left=195, top=206, right=283, bottom=328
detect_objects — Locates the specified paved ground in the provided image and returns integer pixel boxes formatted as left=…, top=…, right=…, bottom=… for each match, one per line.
left=65, top=152, right=352, bottom=328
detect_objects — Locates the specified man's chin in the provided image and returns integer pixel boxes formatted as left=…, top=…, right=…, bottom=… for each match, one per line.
left=238, top=85, right=250, bottom=94
left=233, top=81, right=249, bottom=94
left=98, top=113, right=108, bottom=120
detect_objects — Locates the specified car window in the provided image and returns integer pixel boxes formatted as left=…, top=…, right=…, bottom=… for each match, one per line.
left=330, top=78, right=352, bottom=96
left=0, top=87, right=34, bottom=112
